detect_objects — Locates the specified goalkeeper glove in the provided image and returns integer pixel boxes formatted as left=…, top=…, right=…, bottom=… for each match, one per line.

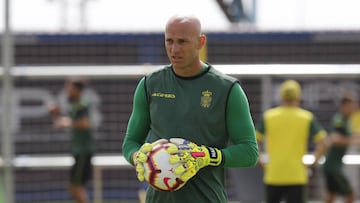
left=132, top=139, right=168, bottom=181
left=169, top=138, right=223, bottom=182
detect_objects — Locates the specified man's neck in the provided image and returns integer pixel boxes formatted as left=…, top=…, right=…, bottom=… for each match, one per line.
left=173, top=61, right=206, bottom=77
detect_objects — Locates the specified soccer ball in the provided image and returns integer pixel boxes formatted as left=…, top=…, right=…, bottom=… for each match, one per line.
left=143, top=142, right=185, bottom=192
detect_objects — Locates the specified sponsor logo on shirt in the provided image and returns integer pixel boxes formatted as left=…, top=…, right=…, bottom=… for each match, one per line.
left=151, top=92, right=176, bottom=99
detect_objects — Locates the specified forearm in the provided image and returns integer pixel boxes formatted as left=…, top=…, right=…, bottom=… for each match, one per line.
left=222, top=142, right=259, bottom=167
left=350, top=135, right=360, bottom=145
left=312, top=138, right=328, bottom=166
left=73, top=118, right=90, bottom=129
left=53, top=116, right=72, bottom=128
left=331, top=133, right=351, bottom=146
left=122, top=118, right=149, bottom=165
left=256, top=140, right=266, bottom=166
left=54, top=116, right=89, bottom=129
left=123, top=112, right=150, bottom=165
left=122, top=137, right=143, bottom=165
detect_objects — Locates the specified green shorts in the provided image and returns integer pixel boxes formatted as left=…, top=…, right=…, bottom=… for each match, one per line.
left=70, top=153, right=93, bottom=185
left=266, top=184, right=306, bottom=203
left=324, top=171, right=352, bottom=195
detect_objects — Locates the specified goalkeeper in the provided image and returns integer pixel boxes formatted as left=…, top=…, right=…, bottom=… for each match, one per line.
left=122, top=15, right=258, bottom=203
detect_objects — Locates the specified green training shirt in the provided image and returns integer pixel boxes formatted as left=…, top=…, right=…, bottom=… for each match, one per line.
left=69, top=99, right=95, bottom=155
left=323, top=113, right=352, bottom=172
left=122, top=65, right=258, bottom=203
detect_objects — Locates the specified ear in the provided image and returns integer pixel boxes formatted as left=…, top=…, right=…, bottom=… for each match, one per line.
left=198, top=34, right=206, bottom=49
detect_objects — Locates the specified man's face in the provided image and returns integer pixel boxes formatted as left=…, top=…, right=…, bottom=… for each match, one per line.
left=66, top=82, right=80, bottom=101
left=342, top=100, right=356, bottom=117
left=165, top=22, right=202, bottom=70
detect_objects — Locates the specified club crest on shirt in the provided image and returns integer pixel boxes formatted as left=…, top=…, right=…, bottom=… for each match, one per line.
left=200, top=90, right=212, bottom=108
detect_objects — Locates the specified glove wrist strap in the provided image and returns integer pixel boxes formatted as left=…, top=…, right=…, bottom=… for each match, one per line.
left=206, top=146, right=222, bottom=166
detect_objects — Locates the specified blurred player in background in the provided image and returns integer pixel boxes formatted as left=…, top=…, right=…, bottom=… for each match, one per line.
left=122, top=15, right=258, bottom=203
left=322, top=94, right=357, bottom=203
left=0, top=179, right=3, bottom=203
left=350, top=100, right=360, bottom=134
left=256, top=80, right=328, bottom=203
left=48, top=79, right=95, bottom=203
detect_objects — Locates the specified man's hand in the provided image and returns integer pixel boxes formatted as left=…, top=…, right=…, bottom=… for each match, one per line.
left=48, top=103, right=72, bottom=129
left=53, top=117, right=72, bottom=128
left=169, top=138, right=223, bottom=182
left=132, top=139, right=168, bottom=181
left=48, top=103, right=60, bottom=118
left=257, top=154, right=267, bottom=168
left=331, top=133, right=349, bottom=146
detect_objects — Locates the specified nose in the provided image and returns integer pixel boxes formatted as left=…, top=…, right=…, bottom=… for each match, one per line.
left=170, top=43, right=180, bottom=53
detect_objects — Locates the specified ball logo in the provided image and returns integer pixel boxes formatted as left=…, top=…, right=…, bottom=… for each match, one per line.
left=163, top=177, right=171, bottom=190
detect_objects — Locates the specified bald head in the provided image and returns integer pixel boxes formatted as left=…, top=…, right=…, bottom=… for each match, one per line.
left=164, top=15, right=206, bottom=76
left=165, top=15, right=202, bottom=36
